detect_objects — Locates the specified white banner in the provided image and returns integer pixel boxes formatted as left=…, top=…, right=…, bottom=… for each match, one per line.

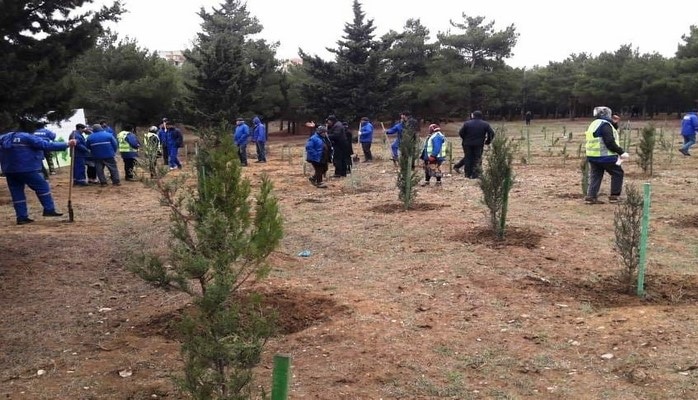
left=44, top=109, right=87, bottom=170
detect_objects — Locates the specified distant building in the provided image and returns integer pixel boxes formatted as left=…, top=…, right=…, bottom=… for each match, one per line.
left=157, top=50, right=185, bottom=67
left=280, top=58, right=303, bottom=72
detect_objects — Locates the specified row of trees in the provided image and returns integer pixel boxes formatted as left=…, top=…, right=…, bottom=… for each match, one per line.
left=2, top=0, right=698, bottom=133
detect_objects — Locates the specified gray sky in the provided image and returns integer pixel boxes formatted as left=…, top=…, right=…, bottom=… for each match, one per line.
left=104, top=0, right=694, bottom=68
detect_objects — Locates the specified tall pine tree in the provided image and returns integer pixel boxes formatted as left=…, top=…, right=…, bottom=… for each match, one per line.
left=300, top=0, right=395, bottom=122
left=0, top=0, right=123, bottom=131
left=183, top=0, right=280, bottom=128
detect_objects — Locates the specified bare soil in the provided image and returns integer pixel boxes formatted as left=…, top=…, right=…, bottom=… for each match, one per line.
left=2, top=119, right=698, bottom=399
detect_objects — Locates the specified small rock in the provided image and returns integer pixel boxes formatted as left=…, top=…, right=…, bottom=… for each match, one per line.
left=119, top=369, right=133, bottom=378
left=600, top=353, right=614, bottom=360
left=37, top=369, right=46, bottom=376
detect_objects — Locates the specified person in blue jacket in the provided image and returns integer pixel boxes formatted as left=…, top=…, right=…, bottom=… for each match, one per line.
left=0, top=119, right=76, bottom=225
left=117, top=125, right=141, bottom=180
left=86, top=123, right=120, bottom=186
left=69, top=123, right=89, bottom=186
left=384, top=111, right=418, bottom=165
left=157, top=118, right=170, bottom=166
left=420, top=123, right=447, bottom=186
left=305, top=125, right=332, bottom=188
left=359, top=117, right=374, bottom=162
left=100, top=120, right=116, bottom=138
left=162, top=121, right=183, bottom=170
left=251, top=116, right=267, bottom=163
left=33, top=121, right=58, bottom=177
left=234, top=117, right=250, bottom=166
left=679, top=109, right=698, bottom=156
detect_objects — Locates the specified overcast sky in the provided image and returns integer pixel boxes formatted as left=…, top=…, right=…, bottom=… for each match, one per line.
left=102, top=0, right=694, bottom=69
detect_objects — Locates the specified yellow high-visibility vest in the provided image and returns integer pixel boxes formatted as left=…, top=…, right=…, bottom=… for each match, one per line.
left=117, top=131, right=135, bottom=153
left=425, top=132, right=446, bottom=158
left=585, top=119, right=619, bottom=157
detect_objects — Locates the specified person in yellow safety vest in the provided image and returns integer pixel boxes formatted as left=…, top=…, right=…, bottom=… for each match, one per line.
left=117, top=125, right=141, bottom=181
left=420, top=123, right=447, bottom=186
left=584, top=106, right=628, bottom=204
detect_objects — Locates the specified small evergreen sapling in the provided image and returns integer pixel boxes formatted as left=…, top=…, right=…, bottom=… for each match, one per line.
left=614, top=184, right=643, bottom=292
left=132, top=132, right=283, bottom=399
left=396, top=123, right=421, bottom=210
left=479, top=130, right=515, bottom=239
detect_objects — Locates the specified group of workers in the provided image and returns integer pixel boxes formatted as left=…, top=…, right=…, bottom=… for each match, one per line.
left=2, top=106, right=695, bottom=224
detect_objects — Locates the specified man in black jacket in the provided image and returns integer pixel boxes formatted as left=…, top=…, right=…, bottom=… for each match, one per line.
left=326, top=115, right=350, bottom=177
left=454, top=111, right=495, bottom=179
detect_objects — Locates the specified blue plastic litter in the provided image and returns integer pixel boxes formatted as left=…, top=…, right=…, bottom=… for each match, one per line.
left=297, top=250, right=312, bottom=257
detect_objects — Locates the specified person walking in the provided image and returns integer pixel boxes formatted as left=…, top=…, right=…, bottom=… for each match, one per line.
left=305, top=125, right=332, bottom=188
left=454, top=110, right=494, bottom=179
left=525, top=111, right=532, bottom=126
left=86, top=123, right=121, bottom=186
left=251, top=116, right=267, bottom=163
left=164, top=121, right=183, bottom=170
left=117, top=125, right=141, bottom=181
left=69, top=123, right=89, bottom=186
left=234, top=117, right=250, bottom=166
left=358, top=116, right=373, bottom=162
left=420, top=123, right=447, bottom=186
left=584, top=106, right=628, bottom=204
left=0, top=119, right=76, bottom=225
left=679, top=108, right=698, bottom=156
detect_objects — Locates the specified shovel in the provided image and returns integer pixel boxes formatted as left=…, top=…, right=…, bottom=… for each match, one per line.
left=67, top=146, right=74, bottom=222
left=352, top=123, right=360, bottom=163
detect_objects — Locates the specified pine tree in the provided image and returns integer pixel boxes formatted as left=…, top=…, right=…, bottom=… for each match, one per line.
left=396, top=118, right=421, bottom=209
left=131, top=130, right=283, bottom=399
left=184, top=0, right=280, bottom=128
left=299, top=0, right=396, bottom=122
left=0, top=0, right=123, bottom=130
left=479, top=130, right=515, bottom=239
left=70, top=33, right=182, bottom=126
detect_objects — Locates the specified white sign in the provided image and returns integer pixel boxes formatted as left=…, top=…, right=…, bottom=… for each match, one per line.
left=44, top=109, right=87, bottom=169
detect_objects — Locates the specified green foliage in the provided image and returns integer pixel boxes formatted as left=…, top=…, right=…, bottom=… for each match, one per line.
left=614, top=184, right=644, bottom=292
left=479, top=130, right=515, bottom=239
left=437, top=14, right=519, bottom=70
left=184, top=0, right=281, bottom=128
left=298, top=0, right=396, bottom=122
left=71, top=33, right=182, bottom=126
left=637, top=124, right=656, bottom=176
left=396, top=121, right=421, bottom=210
left=0, top=0, right=123, bottom=131
left=132, top=130, right=283, bottom=399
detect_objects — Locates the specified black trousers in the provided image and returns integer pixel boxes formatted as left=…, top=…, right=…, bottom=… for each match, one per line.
left=361, top=142, right=372, bottom=161
left=454, top=145, right=484, bottom=178
left=123, top=157, right=137, bottom=180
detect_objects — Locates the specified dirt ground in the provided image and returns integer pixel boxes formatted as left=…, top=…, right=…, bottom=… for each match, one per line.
left=2, top=118, right=698, bottom=399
